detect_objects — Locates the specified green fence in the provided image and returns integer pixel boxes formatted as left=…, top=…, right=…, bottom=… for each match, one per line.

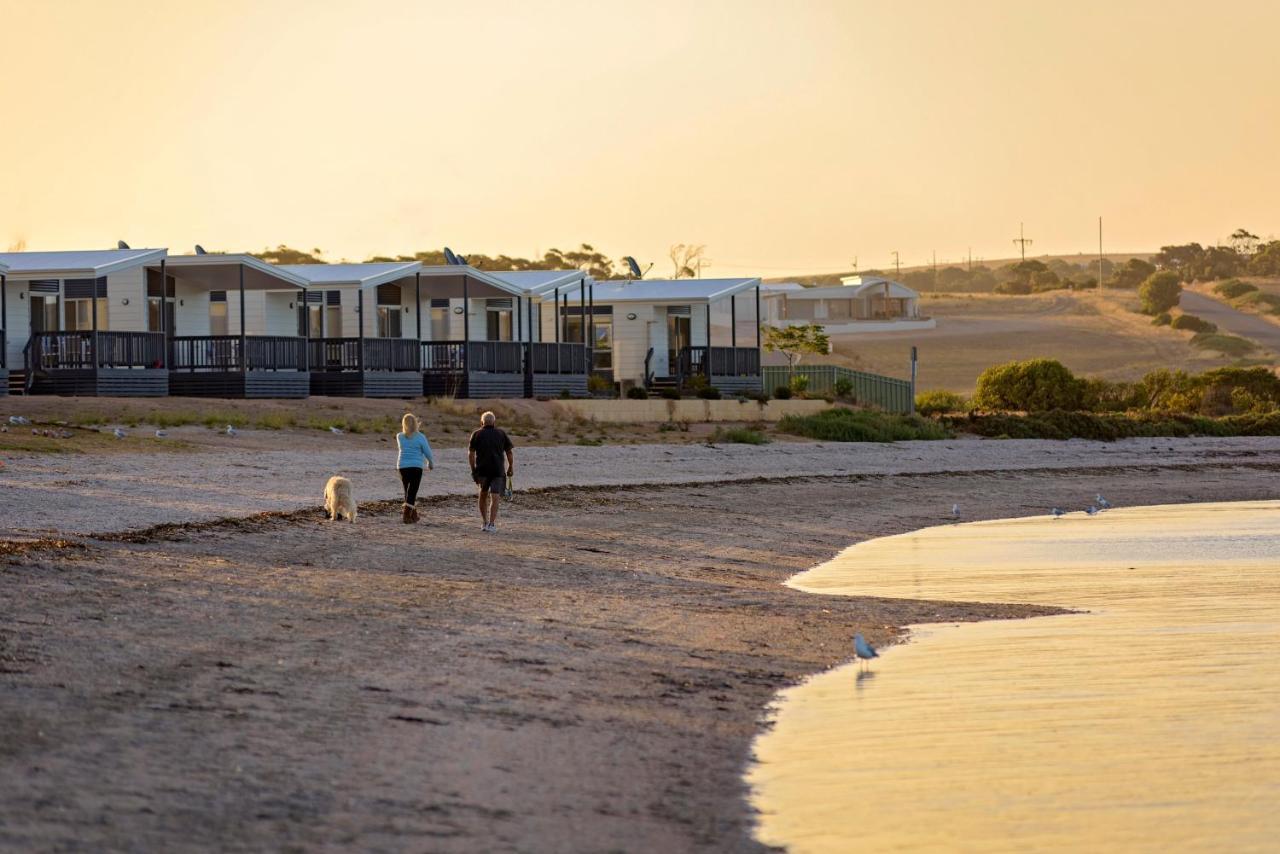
left=762, top=365, right=914, bottom=414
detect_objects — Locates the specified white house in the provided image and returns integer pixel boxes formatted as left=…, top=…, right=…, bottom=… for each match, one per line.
left=762, top=275, right=935, bottom=335
left=0, top=248, right=170, bottom=395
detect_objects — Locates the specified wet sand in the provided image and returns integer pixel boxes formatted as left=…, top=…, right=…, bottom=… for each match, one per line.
left=1, top=451, right=1278, bottom=851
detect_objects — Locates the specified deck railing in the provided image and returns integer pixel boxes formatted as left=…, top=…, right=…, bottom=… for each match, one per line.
left=467, top=341, right=525, bottom=373
left=26, top=331, right=165, bottom=370
left=422, top=341, right=590, bottom=375
left=527, top=342, right=589, bottom=374
left=679, top=346, right=761, bottom=378
left=308, top=338, right=422, bottom=372
left=170, top=336, right=306, bottom=371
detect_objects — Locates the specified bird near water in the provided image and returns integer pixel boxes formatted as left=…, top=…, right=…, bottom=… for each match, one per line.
left=1086, top=505, right=1100, bottom=516
left=950, top=504, right=960, bottom=519
left=1051, top=507, right=1065, bottom=519
left=225, top=425, right=239, bottom=437
left=1097, top=494, right=1113, bottom=510
left=112, top=428, right=126, bottom=439
left=854, top=633, right=879, bottom=669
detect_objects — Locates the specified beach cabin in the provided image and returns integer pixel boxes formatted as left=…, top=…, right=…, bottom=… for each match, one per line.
left=538, top=276, right=763, bottom=394
left=484, top=269, right=593, bottom=398
left=762, top=276, right=934, bottom=335
left=157, top=254, right=312, bottom=398
left=0, top=248, right=169, bottom=396
left=278, top=262, right=424, bottom=398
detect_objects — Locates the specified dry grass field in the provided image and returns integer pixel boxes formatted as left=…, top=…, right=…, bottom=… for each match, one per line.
left=821, top=290, right=1277, bottom=394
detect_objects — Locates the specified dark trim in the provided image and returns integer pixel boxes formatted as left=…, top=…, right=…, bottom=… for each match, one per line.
left=556, top=305, right=612, bottom=316
left=414, top=272, right=422, bottom=342
left=238, top=263, right=247, bottom=374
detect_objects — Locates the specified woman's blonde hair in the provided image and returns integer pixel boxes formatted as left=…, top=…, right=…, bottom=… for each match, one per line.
left=401, top=413, right=418, bottom=435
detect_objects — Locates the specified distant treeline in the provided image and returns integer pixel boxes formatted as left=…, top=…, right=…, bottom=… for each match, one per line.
left=251, top=244, right=630, bottom=280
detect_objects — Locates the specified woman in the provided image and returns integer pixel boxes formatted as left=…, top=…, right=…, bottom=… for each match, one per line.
left=396, top=413, right=435, bottom=523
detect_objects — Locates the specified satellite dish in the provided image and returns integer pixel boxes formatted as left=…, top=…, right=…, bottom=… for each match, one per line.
left=443, top=247, right=462, bottom=266
left=117, top=240, right=130, bottom=250
left=194, top=244, right=207, bottom=255
left=623, top=256, right=643, bottom=278
left=456, top=253, right=468, bottom=265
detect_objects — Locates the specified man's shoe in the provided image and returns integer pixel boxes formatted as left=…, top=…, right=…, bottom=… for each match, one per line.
left=402, top=504, right=414, bottom=524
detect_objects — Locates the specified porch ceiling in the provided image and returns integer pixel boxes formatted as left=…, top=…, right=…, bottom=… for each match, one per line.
left=416, top=268, right=530, bottom=299
left=158, top=255, right=307, bottom=291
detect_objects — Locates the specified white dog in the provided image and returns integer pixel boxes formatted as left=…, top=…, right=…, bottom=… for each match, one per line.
left=323, top=476, right=357, bottom=523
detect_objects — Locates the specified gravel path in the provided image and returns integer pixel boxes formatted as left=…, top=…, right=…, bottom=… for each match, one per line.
left=1181, top=290, right=1280, bottom=352
left=4, top=434, right=1279, bottom=536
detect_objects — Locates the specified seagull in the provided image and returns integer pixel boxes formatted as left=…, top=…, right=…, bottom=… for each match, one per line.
left=1085, top=505, right=1099, bottom=516
left=154, top=429, right=167, bottom=439
left=951, top=504, right=960, bottom=519
left=854, top=633, right=879, bottom=669
left=1051, top=507, right=1065, bottom=518
left=1096, top=494, right=1112, bottom=510
left=112, top=428, right=126, bottom=439
left=225, top=425, right=239, bottom=437
left=9, top=415, right=30, bottom=425
left=329, top=426, right=344, bottom=435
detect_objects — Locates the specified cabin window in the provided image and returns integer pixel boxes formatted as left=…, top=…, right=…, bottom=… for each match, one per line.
left=430, top=305, right=450, bottom=340
left=210, top=292, right=229, bottom=336
left=376, top=284, right=402, bottom=338
left=485, top=298, right=513, bottom=341
left=63, top=298, right=109, bottom=331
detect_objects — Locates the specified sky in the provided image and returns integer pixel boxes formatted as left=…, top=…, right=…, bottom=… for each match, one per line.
left=2, top=0, right=1278, bottom=276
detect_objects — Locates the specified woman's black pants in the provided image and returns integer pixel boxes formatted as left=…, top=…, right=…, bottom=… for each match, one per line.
left=399, top=467, right=424, bottom=505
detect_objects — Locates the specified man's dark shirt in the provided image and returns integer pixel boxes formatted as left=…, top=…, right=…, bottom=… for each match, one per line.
left=469, top=426, right=513, bottom=477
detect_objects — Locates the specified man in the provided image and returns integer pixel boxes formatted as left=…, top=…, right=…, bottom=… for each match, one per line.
left=468, top=410, right=514, bottom=533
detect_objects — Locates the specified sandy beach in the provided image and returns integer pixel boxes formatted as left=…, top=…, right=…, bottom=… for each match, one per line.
left=2, top=435, right=1279, bottom=851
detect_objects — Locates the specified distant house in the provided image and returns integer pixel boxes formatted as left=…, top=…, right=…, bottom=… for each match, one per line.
left=761, top=275, right=936, bottom=335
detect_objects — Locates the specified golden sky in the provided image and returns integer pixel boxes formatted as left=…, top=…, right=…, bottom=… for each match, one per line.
left=2, top=0, right=1278, bottom=275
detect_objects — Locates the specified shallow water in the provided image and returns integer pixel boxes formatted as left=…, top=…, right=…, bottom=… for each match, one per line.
left=748, top=500, right=1280, bottom=852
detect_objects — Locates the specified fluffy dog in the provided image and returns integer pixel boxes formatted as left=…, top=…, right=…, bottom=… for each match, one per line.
left=323, top=476, right=357, bottom=522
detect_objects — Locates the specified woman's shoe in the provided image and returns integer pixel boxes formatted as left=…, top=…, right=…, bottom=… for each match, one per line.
left=401, top=504, right=414, bottom=524
left=410, top=506, right=420, bottom=523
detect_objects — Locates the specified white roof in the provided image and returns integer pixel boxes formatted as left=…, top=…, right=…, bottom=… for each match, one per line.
left=161, top=254, right=310, bottom=290
left=279, top=262, right=421, bottom=289
left=0, top=260, right=8, bottom=274
left=587, top=277, right=761, bottom=304
left=0, top=248, right=167, bottom=277
left=760, top=282, right=805, bottom=292
left=781, top=276, right=918, bottom=300
left=487, top=269, right=586, bottom=295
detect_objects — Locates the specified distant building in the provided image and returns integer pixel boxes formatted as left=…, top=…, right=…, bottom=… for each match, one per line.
left=761, top=275, right=936, bottom=335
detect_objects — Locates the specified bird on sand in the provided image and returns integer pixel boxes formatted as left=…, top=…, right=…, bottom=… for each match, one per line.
left=1096, top=494, right=1112, bottom=510
left=329, top=426, right=344, bottom=435
left=225, top=425, right=239, bottom=437
left=154, top=429, right=167, bottom=439
left=112, top=428, right=126, bottom=439
left=1085, top=505, right=1099, bottom=516
left=1051, top=507, right=1065, bottom=519
left=950, top=504, right=960, bottom=519
left=854, top=633, right=879, bottom=668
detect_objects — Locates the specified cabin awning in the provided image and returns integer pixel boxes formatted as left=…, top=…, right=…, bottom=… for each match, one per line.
left=585, top=277, right=761, bottom=305
left=153, top=254, right=309, bottom=291
left=0, top=248, right=167, bottom=278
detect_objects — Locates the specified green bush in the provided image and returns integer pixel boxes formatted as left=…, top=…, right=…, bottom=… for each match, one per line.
left=972, top=358, right=1086, bottom=412
left=944, top=408, right=1280, bottom=441
left=1213, top=279, right=1257, bottom=299
left=696, top=386, right=722, bottom=400
left=1151, top=312, right=1172, bottom=326
left=833, top=377, right=854, bottom=399
left=1191, top=333, right=1257, bottom=357
left=625, top=386, right=649, bottom=399
left=790, top=374, right=810, bottom=393
left=712, top=427, right=770, bottom=445
left=915, top=389, right=968, bottom=416
left=773, top=385, right=793, bottom=400
left=1236, top=291, right=1280, bottom=314
left=779, top=408, right=952, bottom=442
left=658, top=387, right=681, bottom=400
left=587, top=374, right=615, bottom=396
left=1138, top=271, right=1182, bottom=314
left=1170, top=313, right=1217, bottom=333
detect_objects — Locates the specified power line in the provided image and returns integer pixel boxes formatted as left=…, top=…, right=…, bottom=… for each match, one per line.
left=1012, top=222, right=1033, bottom=261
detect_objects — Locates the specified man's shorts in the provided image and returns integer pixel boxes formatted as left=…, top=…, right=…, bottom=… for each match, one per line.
left=474, top=474, right=506, bottom=494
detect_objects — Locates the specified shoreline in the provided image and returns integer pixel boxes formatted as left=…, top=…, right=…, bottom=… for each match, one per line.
left=2, top=445, right=1278, bottom=851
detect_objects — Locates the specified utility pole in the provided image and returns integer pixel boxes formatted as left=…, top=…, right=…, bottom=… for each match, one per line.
left=967, top=247, right=972, bottom=271
left=1013, top=222, right=1033, bottom=261
left=1098, top=216, right=1104, bottom=286
left=851, top=256, right=858, bottom=274
left=932, top=250, right=937, bottom=292
left=891, top=251, right=900, bottom=277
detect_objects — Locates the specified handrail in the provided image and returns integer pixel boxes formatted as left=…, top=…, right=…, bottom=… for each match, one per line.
left=644, top=347, right=654, bottom=388
left=171, top=335, right=306, bottom=372
left=27, top=331, right=165, bottom=370
left=678, top=346, right=761, bottom=378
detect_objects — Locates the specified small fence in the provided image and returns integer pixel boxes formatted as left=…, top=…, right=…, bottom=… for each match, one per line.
left=762, top=364, right=914, bottom=414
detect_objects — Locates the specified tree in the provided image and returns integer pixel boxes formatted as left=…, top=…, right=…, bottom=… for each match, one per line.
left=1229, top=228, right=1261, bottom=256
left=1248, top=240, right=1280, bottom=276
left=1106, top=258, right=1156, bottom=289
left=763, top=324, right=830, bottom=381
left=252, top=245, right=325, bottom=264
left=668, top=244, right=707, bottom=279
left=1138, top=271, right=1182, bottom=314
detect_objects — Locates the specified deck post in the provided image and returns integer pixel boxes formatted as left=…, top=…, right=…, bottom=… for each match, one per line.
left=461, top=276, right=469, bottom=398
left=587, top=279, right=594, bottom=373
left=579, top=280, right=586, bottom=345
left=301, top=288, right=310, bottom=372
left=0, top=272, right=6, bottom=370
left=755, top=285, right=761, bottom=349
left=415, top=272, right=422, bottom=343
left=91, top=274, right=99, bottom=371
left=357, top=288, right=365, bottom=374
left=238, top=263, right=247, bottom=373
left=554, top=288, right=560, bottom=343
left=731, top=292, right=737, bottom=372
left=705, top=301, right=712, bottom=378
left=159, top=258, right=168, bottom=368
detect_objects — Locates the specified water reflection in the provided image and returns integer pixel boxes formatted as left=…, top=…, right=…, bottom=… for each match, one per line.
left=748, top=501, right=1280, bottom=853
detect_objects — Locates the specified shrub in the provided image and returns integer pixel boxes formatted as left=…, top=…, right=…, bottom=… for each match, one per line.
left=773, top=385, right=793, bottom=400
left=1214, top=279, right=1258, bottom=299
left=745, top=389, right=770, bottom=403
left=658, top=387, right=681, bottom=400
left=833, top=377, right=854, bottom=399
left=994, top=280, right=1033, bottom=295
left=1151, top=312, right=1172, bottom=326
left=1138, top=271, right=1182, bottom=314
left=711, top=427, right=770, bottom=445
left=972, top=358, right=1086, bottom=412
left=684, top=374, right=710, bottom=393
left=625, top=386, right=649, bottom=400
left=558, top=388, right=573, bottom=399
left=915, top=389, right=968, bottom=416
left=696, top=386, right=722, bottom=400
left=1170, top=313, right=1217, bottom=333
left=1237, top=291, right=1280, bottom=314
left=778, top=408, right=952, bottom=442
left=944, top=409, right=1280, bottom=441
left=587, top=374, right=615, bottom=396
left=790, top=374, right=810, bottom=393
left=1191, top=333, right=1256, bottom=357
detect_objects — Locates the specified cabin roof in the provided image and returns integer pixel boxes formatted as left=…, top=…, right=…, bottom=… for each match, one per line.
left=586, top=277, right=761, bottom=304
left=0, top=248, right=167, bottom=277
